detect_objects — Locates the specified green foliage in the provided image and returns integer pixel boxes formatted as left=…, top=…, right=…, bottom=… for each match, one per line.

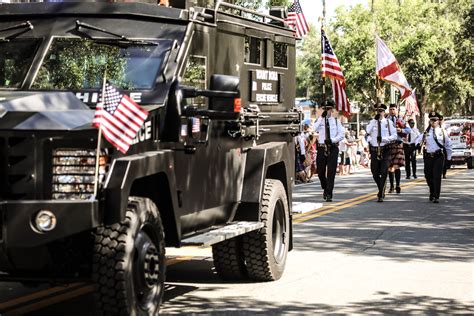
left=235, top=0, right=263, bottom=10
left=34, top=38, right=129, bottom=90
left=267, top=0, right=291, bottom=8
left=297, top=0, right=473, bottom=116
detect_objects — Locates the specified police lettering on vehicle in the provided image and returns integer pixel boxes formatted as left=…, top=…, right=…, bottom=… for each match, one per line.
left=131, top=120, right=153, bottom=145
left=250, top=70, right=281, bottom=103
left=75, top=92, right=143, bottom=104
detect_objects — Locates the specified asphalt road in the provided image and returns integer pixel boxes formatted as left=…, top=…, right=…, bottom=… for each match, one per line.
left=1, top=164, right=473, bottom=315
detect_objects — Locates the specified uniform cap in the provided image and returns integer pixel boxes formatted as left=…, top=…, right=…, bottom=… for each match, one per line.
left=375, top=103, right=387, bottom=111
left=428, top=111, right=442, bottom=119
left=322, top=100, right=335, bottom=109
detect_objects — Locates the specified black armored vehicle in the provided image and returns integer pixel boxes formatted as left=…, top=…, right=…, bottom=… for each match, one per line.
left=0, top=0, right=301, bottom=314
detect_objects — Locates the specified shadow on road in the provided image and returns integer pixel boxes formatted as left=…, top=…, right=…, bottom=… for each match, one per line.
left=161, top=292, right=474, bottom=315
left=293, top=171, right=474, bottom=263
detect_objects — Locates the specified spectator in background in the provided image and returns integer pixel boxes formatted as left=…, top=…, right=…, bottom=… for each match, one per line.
left=338, top=133, right=347, bottom=175
left=344, top=130, right=354, bottom=174
left=159, top=0, right=170, bottom=6
left=295, top=132, right=307, bottom=184
left=358, top=130, right=369, bottom=168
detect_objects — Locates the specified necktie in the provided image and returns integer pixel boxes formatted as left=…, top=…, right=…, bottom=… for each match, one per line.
left=325, top=118, right=331, bottom=142
left=408, top=132, right=411, bottom=143
left=377, top=119, right=382, bottom=143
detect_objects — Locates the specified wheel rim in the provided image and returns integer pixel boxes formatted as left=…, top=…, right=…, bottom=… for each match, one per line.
left=132, top=227, right=161, bottom=310
left=272, top=199, right=287, bottom=263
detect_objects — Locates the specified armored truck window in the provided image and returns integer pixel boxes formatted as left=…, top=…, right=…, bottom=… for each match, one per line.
left=245, top=36, right=261, bottom=65
left=274, top=43, right=288, bottom=68
left=32, top=38, right=169, bottom=90
left=0, top=40, right=41, bottom=89
left=182, top=55, right=207, bottom=107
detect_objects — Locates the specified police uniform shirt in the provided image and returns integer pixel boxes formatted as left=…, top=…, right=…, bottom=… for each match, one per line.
left=415, top=127, right=453, bottom=160
left=406, top=127, right=421, bottom=145
left=388, top=115, right=412, bottom=141
left=313, top=116, right=345, bottom=144
left=366, top=118, right=398, bottom=147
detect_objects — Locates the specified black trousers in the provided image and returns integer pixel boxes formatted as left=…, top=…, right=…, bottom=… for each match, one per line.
left=424, top=153, right=445, bottom=199
left=403, top=144, right=417, bottom=177
left=317, top=146, right=339, bottom=196
left=370, top=147, right=390, bottom=198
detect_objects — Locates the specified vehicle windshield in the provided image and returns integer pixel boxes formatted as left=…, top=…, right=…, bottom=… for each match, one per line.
left=32, top=38, right=170, bottom=90
left=0, top=39, right=41, bottom=88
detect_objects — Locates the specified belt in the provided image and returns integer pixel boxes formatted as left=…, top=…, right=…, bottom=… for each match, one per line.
left=317, top=143, right=339, bottom=149
left=424, top=149, right=443, bottom=158
left=369, top=145, right=388, bottom=153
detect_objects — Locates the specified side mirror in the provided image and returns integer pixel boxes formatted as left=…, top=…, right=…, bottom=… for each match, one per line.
left=209, top=74, right=240, bottom=112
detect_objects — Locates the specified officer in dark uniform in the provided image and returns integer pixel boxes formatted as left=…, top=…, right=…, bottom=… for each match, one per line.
left=313, top=100, right=344, bottom=202
left=403, top=119, right=420, bottom=179
left=415, top=112, right=452, bottom=203
left=366, top=104, right=397, bottom=202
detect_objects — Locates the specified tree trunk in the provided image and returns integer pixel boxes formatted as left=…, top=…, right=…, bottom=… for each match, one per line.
left=418, top=90, right=429, bottom=130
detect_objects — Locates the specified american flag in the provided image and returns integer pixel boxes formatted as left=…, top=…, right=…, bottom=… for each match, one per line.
left=321, top=29, right=350, bottom=115
left=404, top=89, right=420, bottom=116
left=286, top=0, right=309, bottom=39
left=93, top=83, right=149, bottom=153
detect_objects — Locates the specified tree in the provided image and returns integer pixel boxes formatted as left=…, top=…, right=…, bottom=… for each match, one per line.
left=297, top=0, right=473, bottom=117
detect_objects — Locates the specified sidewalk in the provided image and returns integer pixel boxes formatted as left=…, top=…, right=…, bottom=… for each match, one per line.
left=292, top=159, right=426, bottom=214
left=293, top=168, right=371, bottom=214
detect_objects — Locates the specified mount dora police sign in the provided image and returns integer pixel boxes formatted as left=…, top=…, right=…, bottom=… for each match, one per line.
left=250, top=70, right=282, bottom=103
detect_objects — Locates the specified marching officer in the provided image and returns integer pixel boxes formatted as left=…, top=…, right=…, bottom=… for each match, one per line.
left=366, top=104, right=397, bottom=202
left=403, top=119, right=420, bottom=179
left=313, top=100, right=344, bottom=202
left=415, top=112, right=452, bottom=203
left=386, top=104, right=411, bottom=194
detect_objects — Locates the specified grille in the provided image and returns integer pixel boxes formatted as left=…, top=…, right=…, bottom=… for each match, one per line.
left=0, top=137, right=32, bottom=200
left=52, top=149, right=99, bottom=200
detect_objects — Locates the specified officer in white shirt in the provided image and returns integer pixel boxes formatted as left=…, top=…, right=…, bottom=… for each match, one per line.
left=403, top=119, right=421, bottom=179
left=366, top=104, right=398, bottom=202
left=313, top=100, right=344, bottom=201
left=415, top=111, right=452, bottom=203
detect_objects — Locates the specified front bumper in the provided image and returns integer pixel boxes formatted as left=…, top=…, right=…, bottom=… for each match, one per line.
left=451, top=153, right=471, bottom=164
left=0, top=200, right=99, bottom=248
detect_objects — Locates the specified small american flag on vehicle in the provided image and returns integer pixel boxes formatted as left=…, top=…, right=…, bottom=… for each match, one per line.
left=286, top=0, right=309, bottom=39
left=93, top=83, right=149, bottom=153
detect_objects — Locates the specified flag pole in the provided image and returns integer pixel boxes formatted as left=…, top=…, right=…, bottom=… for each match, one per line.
left=321, top=0, right=327, bottom=105
left=93, top=70, right=107, bottom=198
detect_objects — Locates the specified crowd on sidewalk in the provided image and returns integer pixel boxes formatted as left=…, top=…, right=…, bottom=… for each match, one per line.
left=295, top=122, right=370, bottom=184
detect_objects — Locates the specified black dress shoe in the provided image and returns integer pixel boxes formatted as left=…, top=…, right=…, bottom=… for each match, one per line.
left=377, top=197, right=384, bottom=202
left=433, top=198, right=439, bottom=203
left=388, top=187, right=394, bottom=193
left=406, top=176, right=411, bottom=179
left=396, top=187, right=401, bottom=194
left=429, top=196, right=434, bottom=201
left=413, top=175, right=417, bottom=179
left=326, top=196, right=333, bottom=202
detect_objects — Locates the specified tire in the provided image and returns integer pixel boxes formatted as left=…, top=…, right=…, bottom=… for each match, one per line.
left=212, top=237, right=247, bottom=281
left=242, top=179, right=290, bottom=281
left=92, top=197, right=165, bottom=316
left=467, top=158, right=473, bottom=169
